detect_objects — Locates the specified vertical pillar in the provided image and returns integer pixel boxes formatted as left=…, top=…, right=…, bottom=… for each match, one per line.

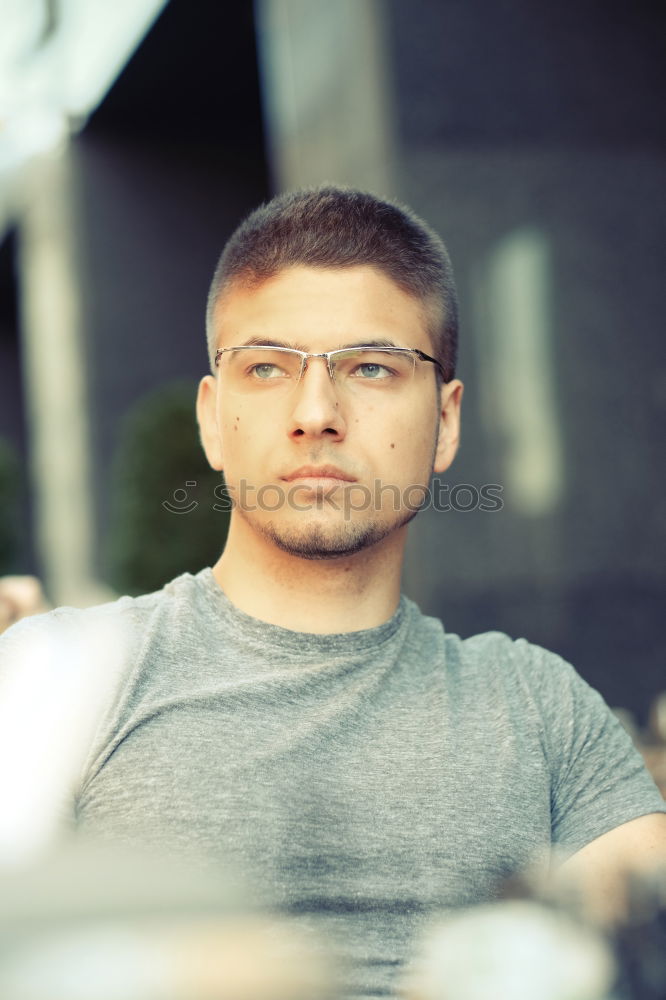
left=17, top=144, right=106, bottom=606
left=255, top=0, right=397, bottom=195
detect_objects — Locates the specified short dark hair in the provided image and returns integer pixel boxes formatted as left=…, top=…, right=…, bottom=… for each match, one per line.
left=206, top=186, right=458, bottom=381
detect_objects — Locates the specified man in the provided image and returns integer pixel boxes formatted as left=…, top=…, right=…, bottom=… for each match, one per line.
left=1, top=187, right=665, bottom=997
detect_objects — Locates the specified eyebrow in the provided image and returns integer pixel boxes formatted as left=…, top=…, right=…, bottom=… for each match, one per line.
left=238, top=336, right=309, bottom=351
left=237, top=336, right=402, bottom=352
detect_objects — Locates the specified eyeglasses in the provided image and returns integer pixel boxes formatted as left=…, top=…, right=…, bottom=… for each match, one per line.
left=214, top=345, right=445, bottom=397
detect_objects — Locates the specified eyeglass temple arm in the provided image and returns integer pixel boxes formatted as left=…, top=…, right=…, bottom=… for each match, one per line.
left=412, top=349, right=447, bottom=381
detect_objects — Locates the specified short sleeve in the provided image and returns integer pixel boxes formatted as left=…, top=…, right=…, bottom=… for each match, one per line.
left=513, top=639, right=665, bottom=856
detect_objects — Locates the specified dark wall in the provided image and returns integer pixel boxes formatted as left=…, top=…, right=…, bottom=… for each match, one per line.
left=387, top=0, right=666, bottom=720
left=390, top=0, right=665, bottom=149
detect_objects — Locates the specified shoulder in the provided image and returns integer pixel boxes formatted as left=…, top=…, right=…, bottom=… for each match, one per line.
left=0, top=571, right=214, bottom=701
left=431, top=618, right=581, bottom=698
left=414, top=614, right=605, bottom=741
left=447, top=627, right=568, bottom=673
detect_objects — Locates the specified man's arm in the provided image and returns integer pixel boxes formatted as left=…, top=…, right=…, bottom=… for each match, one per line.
left=555, top=812, right=666, bottom=923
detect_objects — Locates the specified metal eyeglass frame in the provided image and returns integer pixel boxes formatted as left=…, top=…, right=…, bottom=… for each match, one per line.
left=214, top=345, right=447, bottom=382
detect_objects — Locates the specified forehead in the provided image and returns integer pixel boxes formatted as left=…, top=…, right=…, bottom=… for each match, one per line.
left=213, top=265, right=432, bottom=352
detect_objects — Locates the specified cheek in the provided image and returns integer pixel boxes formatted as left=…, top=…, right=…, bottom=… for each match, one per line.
left=219, top=413, right=247, bottom=463
left=388, top=422, right=438, bottom=482
left=219, top=409, right=271, bottom=476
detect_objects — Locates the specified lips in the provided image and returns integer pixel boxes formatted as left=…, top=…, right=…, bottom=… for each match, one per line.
left=282, top=465, right=356, bottom=483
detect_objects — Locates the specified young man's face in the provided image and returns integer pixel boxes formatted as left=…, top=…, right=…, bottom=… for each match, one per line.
left=198, top=265, right=463, bottom=560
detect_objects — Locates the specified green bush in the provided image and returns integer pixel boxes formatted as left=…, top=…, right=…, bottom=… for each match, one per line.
left=105, top=382, right=230, bottom=596
left=0, top=437, right=22, bottom=575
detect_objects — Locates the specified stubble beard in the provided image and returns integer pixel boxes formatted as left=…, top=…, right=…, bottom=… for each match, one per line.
left=255, top=507, right=420, bottom=561
left=235, top=486, right=422, bottom=561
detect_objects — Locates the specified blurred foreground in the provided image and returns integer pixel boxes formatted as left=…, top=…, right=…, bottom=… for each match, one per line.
left=0, top=841, right=664, bottom=1000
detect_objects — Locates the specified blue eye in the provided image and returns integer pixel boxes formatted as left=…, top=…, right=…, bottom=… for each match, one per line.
left=251, top=363, right=283, bottom=379
left=355, top=363, right=391, bottom=379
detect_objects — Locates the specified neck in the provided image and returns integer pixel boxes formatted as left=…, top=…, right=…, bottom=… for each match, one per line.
left=211, top=514, right=405, bottom=633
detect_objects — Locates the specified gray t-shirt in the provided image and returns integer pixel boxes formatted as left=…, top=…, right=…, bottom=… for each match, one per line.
left=1, top=568, right=664, bottom=996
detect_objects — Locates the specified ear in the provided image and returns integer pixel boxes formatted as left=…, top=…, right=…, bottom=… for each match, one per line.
left=196, top=375, right=224, bottom=471
left=433, top=379, right=464, bottom=475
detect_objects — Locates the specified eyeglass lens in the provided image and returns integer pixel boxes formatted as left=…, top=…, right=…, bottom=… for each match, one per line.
left=219, top=348, right=419, bottom=396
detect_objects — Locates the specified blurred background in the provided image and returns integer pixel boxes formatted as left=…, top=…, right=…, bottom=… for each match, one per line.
left=0, top=0, right=664, bottom=724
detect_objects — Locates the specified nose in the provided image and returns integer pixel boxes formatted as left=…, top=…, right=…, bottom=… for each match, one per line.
left=287, top=356, right=347, bottom=440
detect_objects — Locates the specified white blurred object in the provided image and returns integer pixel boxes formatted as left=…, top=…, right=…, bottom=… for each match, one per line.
left=477, top=228, right=564, bottom=518
left=0, top=919, right=332, bottom=1000
left=0, top=843, right=336, bottom=1000
left=0, top=613, right=129, bottom=867
left=404, top=900, right=616, bottom=1000
left=0, top=1, right=168, bottom=130
left=0, top=0, right=168, bottom=211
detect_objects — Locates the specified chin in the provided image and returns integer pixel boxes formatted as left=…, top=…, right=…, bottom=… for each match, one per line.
left=256, top=512, right=417, bottom=561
